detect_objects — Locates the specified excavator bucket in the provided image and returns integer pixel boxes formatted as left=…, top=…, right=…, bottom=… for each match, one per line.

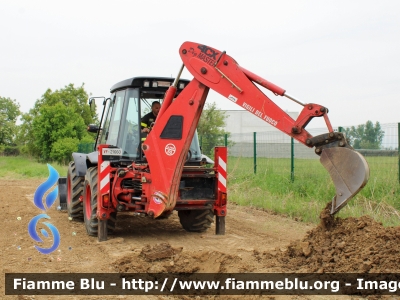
left=320, top=147, right=370, bottom=214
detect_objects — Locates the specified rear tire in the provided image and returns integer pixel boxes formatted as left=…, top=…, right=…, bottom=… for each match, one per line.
left=83, top=167, right=116, bottom=236
left=67, top=161, right=84, bottom=221
left=178, top=208, right=214, bottom=232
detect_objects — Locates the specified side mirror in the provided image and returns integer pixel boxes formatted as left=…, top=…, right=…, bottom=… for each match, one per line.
left=88, top=98, right=96, bottom=112
left=87, top=124, right=100, bottom=133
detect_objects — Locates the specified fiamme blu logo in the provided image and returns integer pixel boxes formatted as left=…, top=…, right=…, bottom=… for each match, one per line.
left=28, top=164, right=60, bottom=254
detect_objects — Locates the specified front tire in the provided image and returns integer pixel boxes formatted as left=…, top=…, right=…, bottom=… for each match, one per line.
left=178, top=208, right=214, bottom=232
left=67, top=161, right=84, bottom=221
left=83, top=167, right=116, bottom=236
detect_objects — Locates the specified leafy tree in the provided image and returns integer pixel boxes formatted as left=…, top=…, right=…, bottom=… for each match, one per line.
left=33, top=103, right=89, bottom=160
left=0, top=97, right=20, bottom=145
left=343, top=120, right=384, bottom=149
left=16, top=113, right=36, bottom=156
left=18, top=84, right=96, bottom=161
left=31, top=83, right=95, bottom=125
left=197, top=102, right=230, bottom=156
left=50, top=137, right=80, bottom=165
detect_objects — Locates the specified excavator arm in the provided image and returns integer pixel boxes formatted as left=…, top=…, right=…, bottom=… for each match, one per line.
left=142, top=41, right=369, bottom=218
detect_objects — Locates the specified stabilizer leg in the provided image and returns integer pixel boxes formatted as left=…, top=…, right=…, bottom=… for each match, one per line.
left=216, top=216, right=225, bottom=235
left=98, top=220, right=108, bottom=242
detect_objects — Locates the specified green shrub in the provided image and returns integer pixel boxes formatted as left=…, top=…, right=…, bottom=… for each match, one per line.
left=0, top=145, right=20, bottom=156
left=50, top=137, right=79, bottom=165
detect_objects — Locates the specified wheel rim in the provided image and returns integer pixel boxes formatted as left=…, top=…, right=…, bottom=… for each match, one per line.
left=85, top=184, right=92, bottom=219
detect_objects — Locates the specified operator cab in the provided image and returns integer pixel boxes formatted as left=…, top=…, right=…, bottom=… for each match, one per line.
left=94, top=77, right=204, bottom=164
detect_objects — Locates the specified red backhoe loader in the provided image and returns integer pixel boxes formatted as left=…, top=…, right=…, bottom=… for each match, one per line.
left=58, top=41, right=370, bottom=241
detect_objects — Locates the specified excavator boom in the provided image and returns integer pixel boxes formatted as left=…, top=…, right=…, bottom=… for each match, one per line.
left=168, top=41, right=369, bottom=215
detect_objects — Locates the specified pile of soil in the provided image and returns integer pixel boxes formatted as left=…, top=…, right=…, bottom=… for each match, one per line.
left=114, top=244, right=241, bottom=274
left=112, top=203, right=400, bottom=275
left=263, top=204, right=400, bottom=273
left=140, top=242, right=182, bottom=261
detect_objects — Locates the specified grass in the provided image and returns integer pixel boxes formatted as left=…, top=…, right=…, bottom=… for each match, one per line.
left=0, top=156, right=68, bottom=179
left=1, top=155, right=399, bottom=226
left=228, top=156, right=400, bottom=227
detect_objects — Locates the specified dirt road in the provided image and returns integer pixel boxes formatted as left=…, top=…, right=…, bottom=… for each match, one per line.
left=1, top=178, right=399, bottom=299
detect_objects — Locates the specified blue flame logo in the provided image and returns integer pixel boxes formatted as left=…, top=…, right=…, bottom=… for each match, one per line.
left=28, top=214, right=60, bottom=254
left=28, top=164, right=61, bottom=254
left=34, top=164, right=59, bottom=211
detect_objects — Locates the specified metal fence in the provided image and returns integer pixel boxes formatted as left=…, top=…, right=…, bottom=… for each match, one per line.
left=77, top=123, right=399, bottom=185
left=77, top=143, right=95, bottom=154
left=200, top=123, right=400, bottom=184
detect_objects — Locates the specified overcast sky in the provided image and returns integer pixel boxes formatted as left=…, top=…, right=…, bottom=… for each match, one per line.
left=1, top=0, right=399, bottom=128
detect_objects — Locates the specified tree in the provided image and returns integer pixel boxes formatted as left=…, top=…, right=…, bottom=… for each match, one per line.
left=31, top=83, right=95, bottom=125
left=0, top=97, right=20, bottom=145
left=15, top=112, right=35, bottom=155
left=343, top=120, right=384, bottom=149
left=50, top=137, right=80, bottom=165
left=32, top=103, right=89, bottom=160
left=197, top=102, right=230, bottom=156
left=18, top=84, right=97, bottom=161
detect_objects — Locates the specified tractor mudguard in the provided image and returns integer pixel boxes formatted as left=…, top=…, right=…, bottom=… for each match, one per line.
left=72, top=152, right=89, bottom=177
left=71, top=151, right=98, bottom=177
left=86, top=151, right=98, bottom=165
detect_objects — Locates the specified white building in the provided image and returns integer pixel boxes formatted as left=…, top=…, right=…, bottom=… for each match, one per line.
left=222, top=110, right=317, bottom=158
left=222, top=110, right=298, bottom=135
left=222, top=110, right=299, bottom=144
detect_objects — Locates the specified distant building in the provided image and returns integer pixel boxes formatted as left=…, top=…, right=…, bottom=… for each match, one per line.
left=222, top=110, right=299, bottom=143
left=221, top=110, right=317, bottom=158
left=222, top=110, right=298, bottom=135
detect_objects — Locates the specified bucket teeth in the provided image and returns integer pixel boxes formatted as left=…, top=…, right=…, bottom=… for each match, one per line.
left=320, top=147, right=370, bottom=214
